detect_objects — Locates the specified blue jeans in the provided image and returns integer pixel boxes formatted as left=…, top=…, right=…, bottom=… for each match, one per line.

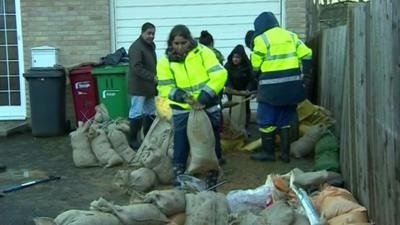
left=172, top=109, right=222, bottom=166
left=128, top=96, right=155, bottom=119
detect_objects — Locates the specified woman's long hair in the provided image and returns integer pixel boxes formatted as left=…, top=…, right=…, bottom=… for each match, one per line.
left=167, top=25, right=193, bottom=51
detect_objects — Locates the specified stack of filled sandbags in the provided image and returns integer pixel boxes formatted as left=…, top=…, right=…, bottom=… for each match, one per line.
left=34, top=189, right=227, bottom=225
left=70, top=104, right=135, bottom=168
left=312, top=185, right=372, bottom=225
left=113, top=116, right=175, bottom=193
left=297, top=99, right=334, bottom=137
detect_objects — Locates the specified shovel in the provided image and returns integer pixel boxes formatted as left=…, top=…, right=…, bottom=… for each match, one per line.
left=1, top=175, right=61, bottom=195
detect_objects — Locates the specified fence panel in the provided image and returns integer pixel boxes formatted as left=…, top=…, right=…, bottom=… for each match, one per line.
left=367, top=1, right=398, bottom=224
left=319, top=25, right=347, bottom=133
left=318, top=1, right=399, bottom=224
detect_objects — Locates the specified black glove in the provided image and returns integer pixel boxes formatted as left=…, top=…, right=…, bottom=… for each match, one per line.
left=170, top=88, right=187, bottom=103
left=197, top=90, right=215, bottom=107
left=301, top=59, right=312, bottom=75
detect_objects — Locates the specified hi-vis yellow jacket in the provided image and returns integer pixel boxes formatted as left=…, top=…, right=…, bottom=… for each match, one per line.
left=251, top=27, right=312, bottom=73
left=251, top=27, right=312, bottom=105
left=156, top=44, right=227, bottom=110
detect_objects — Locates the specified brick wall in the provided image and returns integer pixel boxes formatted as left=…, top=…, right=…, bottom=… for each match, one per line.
left=286, top=0, right=307, bottom=40
left=21, top=0, right=111, bottom=126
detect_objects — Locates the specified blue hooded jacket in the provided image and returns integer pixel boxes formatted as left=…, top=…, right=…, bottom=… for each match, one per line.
left=252, top=12, right=307, bottom=106
left=253, top=12, right=279, bottom=38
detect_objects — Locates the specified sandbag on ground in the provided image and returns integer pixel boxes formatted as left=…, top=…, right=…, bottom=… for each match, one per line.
left=131, top=117, right=173, bottom=166
left=54, top=209, right=122, bottom=225
left=90, top=198, right=169, bottom=225
left=185, top=191, right=229, bottom=225
left=313, top=185, right=366, bottom=220
left=259, top=200, right=294, bottom=225
left=113, top=168, right=157, bottom=193
left=91, top=129, right=123, bottom=167
left=108, top=128, right=136, bottom=163
left=291, top=124, right=326, bottom=158
left=151, top=154, right=174, bottom=184
left=70, top=130, right=98, bottom=167
left=314, top=132, right=340, bottom=172
left=232, top=213, right=268, bottom=225
left=144, top=189, right=186, bottom=216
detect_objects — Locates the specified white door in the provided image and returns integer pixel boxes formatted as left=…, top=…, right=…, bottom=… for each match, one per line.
left=0, top=0, right=25, bottom=120
left=111, top=0, right=284, bottom=59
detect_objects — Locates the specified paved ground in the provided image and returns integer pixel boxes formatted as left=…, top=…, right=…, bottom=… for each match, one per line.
left=0, top=127, right=313, bottom=225
left=0, top=120, right=29, bottom=137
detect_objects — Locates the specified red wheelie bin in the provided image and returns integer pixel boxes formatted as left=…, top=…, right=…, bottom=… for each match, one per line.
left=69, top=66, right=98, bottom=123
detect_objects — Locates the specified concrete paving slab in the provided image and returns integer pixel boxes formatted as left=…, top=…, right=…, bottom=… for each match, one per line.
left=0, top=120, right=29, bottom=137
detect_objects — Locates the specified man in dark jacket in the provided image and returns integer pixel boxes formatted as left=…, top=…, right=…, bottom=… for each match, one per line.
left=127, top=22, right=157, bottom=149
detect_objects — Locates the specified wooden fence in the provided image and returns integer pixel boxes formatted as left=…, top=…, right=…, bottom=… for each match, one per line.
left=318, top=1, right=399, bottom=225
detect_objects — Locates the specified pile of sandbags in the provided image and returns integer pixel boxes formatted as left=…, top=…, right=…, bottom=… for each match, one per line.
left=70, top=104, right=134, bottom=168
left=237, top=99, right=334, bottom=153
left=290, top=99, right=336, bottom=159
left=34, top=189, right=230, bottom=225
left=114, top=108, right=222, bottom=194
left=312, top=185, right=372, bottom=225
left=226, top=169, right=344, bottom=225
left=297, top=99, right=334, bottom=137
left=113, top=116, right=175, bottom=193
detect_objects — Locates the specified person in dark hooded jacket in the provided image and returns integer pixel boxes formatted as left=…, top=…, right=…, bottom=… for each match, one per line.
left=250, top=12, right=312, bottom=163
left=224, top=44, right=255, bottom=127
left=127, top=22, right=157, bottom=149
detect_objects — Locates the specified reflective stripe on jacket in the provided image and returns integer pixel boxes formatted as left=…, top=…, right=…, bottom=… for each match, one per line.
left=157, top=44, right=227, bottom=110
left=251, top=27, right=312, bottom=73
left=251, top=27, right=312, bottom=105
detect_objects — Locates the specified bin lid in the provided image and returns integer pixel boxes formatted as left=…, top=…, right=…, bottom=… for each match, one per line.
left=70, top=66, right=93, bottom=76
left=24, top=67, right=65, bottom=78
left=92, top=63, right=128, bottom=76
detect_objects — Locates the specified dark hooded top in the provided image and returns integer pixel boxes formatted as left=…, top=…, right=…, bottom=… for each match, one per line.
left=253, top=11, right=279, bottom=38
left=224, top=44, right=254, bottom=91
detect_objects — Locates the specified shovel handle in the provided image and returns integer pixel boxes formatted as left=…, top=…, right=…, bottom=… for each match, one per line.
left=2, top=176, right=61, bottom=193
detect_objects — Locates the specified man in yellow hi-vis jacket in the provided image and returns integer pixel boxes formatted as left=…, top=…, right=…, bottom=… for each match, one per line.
left=250, top=12, right=312, bottom=163
left=157, top=25, right=227, bottom=190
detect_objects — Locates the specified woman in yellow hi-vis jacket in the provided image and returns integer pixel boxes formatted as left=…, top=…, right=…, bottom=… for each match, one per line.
left=156, top=25, right=227, bottom=190
left=250, top=12, right=312, bottom=163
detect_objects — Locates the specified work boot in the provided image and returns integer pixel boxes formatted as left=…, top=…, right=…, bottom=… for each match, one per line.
left=205, top=170, right=219, bottom=191
left=142, top=115, right=155, bottom=137
left=173, top=164, right=185, bottom=187
left=280, top=127, right=290, bottom=163
left=129, top=117, right=142, bottom=150
left=250, top=132, right=275, bottom=161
